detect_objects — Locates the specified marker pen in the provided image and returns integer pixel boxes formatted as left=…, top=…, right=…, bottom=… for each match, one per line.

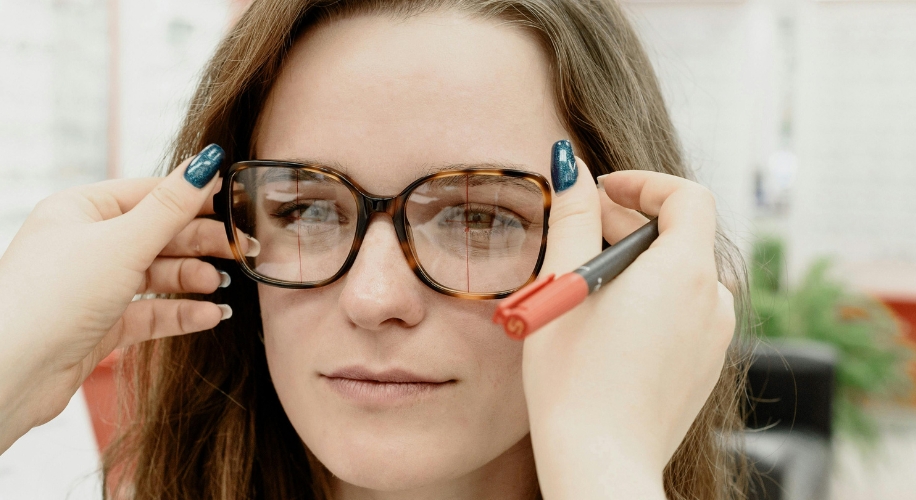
left=492, top=218, right=660, bottom=340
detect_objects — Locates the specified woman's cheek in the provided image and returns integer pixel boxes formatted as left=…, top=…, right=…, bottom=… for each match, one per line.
left=258, top=284, right=333, bottom=425
left=258, top=283, right=532, bottom=490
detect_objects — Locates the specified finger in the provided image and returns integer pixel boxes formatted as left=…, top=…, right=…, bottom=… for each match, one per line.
left=159, top=219, right=253, bottom=259
left=600, top=171, right=717, bottom=254
left=597, top=188, right=650, bottom=245
left=109, top=299, right=231, bottom=348
left=137, top=257, right=228, bottom=295
left=541, top=154, right=603, bottom=275
left=111, top=144, right=226, bottom=264
left=72, top=165, right=221, bottom=221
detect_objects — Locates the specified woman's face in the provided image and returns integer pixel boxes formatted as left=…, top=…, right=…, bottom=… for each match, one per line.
left=255, top=11, right=568, bottom=496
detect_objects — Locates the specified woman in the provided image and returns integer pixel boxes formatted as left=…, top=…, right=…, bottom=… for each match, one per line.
left=0, top=0, right=749, bottom=498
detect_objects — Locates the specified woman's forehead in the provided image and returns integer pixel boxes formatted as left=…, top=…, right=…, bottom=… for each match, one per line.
left=254, top=10, right=566, bottom=193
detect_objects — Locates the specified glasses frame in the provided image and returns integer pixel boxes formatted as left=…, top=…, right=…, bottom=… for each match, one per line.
left=213, top=160, right=552, bottom=300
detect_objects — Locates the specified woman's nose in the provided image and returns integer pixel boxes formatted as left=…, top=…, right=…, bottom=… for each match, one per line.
left=337, top=214, right=426, bottom=330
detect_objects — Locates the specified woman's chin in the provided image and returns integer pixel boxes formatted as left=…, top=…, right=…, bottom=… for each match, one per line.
left=317, top=441, right=459, bottom=492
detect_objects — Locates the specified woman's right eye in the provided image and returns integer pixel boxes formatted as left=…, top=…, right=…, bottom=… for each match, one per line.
left=272, top=200, right=345, bottom=226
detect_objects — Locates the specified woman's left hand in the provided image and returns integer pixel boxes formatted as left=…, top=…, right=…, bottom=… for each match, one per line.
left=521, top=158, right=736, bottom=499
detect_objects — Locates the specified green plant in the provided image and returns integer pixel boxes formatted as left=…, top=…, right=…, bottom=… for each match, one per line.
left=749, top=236, right=911, bottom=442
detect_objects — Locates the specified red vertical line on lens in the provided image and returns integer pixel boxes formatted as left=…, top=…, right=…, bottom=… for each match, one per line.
left=297, top=173, right=303, bottom=282
left=465, top=174, right=470, bottom=293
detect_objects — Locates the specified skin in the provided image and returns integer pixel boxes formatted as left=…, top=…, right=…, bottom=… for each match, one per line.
left=253, top=13, right=562, bottom=500
left=0, top=8, right=735, bottom=500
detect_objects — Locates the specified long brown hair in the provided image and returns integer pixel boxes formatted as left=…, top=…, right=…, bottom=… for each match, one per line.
left=104, top=1, right=751, bottom=498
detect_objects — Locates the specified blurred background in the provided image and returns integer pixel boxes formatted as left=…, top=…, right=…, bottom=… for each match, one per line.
left=0, top=0, right=914, bottom=498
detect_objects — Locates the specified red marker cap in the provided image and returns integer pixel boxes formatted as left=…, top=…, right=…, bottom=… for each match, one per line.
left=492, top=272, right=589, bottom=340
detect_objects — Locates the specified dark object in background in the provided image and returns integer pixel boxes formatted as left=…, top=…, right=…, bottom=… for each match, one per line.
left=744, top=340, right=837, bottom=500
left=746, top=340, right=836, bottom=438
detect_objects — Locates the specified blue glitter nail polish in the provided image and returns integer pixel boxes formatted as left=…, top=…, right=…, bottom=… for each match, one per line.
left=551, top=140, right=577, bottom=193
left=184, top=144, right=224, bottom=188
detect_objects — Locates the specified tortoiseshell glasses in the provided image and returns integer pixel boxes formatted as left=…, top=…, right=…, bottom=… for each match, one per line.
left=214, top=161, right=552, bottom=299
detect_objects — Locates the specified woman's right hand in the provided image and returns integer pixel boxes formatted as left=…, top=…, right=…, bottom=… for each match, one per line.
left=521, top=157, right=735, bottom=499
left=0, top=144, right=253, bottom=454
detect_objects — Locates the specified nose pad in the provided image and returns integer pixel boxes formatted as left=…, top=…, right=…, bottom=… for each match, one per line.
left=369, top=197, right=391, bottom=214
left=338, top=214, right=425, bottom=330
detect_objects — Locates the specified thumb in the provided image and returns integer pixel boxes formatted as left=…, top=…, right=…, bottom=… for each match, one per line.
left=114, top=144, right=225, bottom=264
left=540, top=141, right=603, bottom=276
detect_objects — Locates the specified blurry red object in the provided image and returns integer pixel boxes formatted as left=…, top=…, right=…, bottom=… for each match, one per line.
left=883, top=296, right=916, bottom=342
left=81, top=351, right=120, bottom=452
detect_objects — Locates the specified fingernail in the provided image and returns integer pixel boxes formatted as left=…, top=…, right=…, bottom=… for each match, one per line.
left=245, top=235, right=261, bottom=257
left=217, top=270, right=231, bottom=288
left=596, top=173, right=610, bottom=183
left=184, top=144, right=225, bottom=189
left=551, top=140, right=577, bottom=193
left=217, top=304, right=233, bottom=320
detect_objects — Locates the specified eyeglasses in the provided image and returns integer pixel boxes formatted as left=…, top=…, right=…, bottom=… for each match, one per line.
left=214, top=161, right=552, bottom=299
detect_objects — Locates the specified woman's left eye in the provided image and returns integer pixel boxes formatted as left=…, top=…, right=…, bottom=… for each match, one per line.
left=439, top=205, right=526, bottom=230
left=456, top=210, right=494, bottom=228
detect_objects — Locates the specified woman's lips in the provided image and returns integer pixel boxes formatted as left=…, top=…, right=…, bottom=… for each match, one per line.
left=321, top=366, right=455, bottom=406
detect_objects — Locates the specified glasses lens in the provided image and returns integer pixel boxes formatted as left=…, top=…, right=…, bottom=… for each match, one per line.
left=230, top=167, right=358, bottom=284
left=406, top=173, right=546, bottom=294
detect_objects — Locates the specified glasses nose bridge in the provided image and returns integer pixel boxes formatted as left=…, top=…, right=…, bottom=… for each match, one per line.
left=364, top=195, right=399, bottom=217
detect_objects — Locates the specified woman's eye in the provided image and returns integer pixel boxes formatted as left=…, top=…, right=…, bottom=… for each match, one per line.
left=444, top=210, right=493, bottom=229
left=273, top=200, right=345, bottom=225
left=439, top=205, right=526, bottom=231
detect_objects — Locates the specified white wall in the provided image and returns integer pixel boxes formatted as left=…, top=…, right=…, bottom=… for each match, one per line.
left=624, top=0, right=778, bottom=251
left=117, top=0, right=229, bottom=178
left=627, top=0, right=916, bottom=289
left=0, top=0, right=230, bottom=255
left=790, top=0, right=916, bottom=277
left=0, top=0, right=109, bottom=254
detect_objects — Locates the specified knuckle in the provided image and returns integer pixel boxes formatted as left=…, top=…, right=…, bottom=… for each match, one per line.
left=550, top=205, right=595, bottom=228
left=150, top=185, right=190, bottom=220
left=32, top=192, right=72, bottom=221
left=547, top=207, right=602, bottom=244
left=176, top=259, right=193, bottom=292
left=556, top=213, right=599, bottom=234
left=685, top=265, right=718, bottom=298
left=192, top=221, right=208, bottom=256
left=141, top=267, right=151, bottom=292
left=690, top=184, right=716, bottom=208
left=147, top=302, right=158, bottom=340
left=109, top=315, right=127, bottom=344
left=176, top=301, right=192, bottom=334
left=32, top=195, right=56, bottom=214
left=549, top=187, right=600, bottom=223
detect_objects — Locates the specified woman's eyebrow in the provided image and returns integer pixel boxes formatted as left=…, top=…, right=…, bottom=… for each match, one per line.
left=279, top=157, right=349, bottom=174
left=423, top=162, right=532, bottom=175
left=258, top=158, right=533, bottom=176
left=258, top=167, right=327, bottom=185
left=420, top=165, right=544, bottom=195
left=254, top=158, right=539, bottom=192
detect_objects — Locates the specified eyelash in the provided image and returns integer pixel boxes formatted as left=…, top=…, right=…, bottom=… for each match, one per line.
left=271, top=200, right=350, bottom=225
left=439, top=204, right=529, bottom=231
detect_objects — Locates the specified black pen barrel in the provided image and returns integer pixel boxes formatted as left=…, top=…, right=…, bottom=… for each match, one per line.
left=574, top=218, right=660, bottom=293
